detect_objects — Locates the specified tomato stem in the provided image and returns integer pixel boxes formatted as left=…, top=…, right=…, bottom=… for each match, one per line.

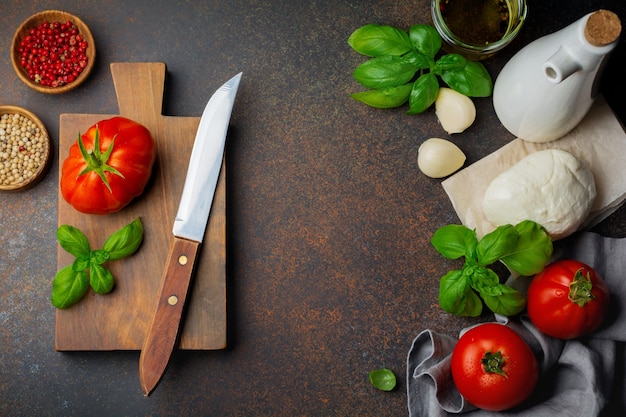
left=76, top=126, right=124, bottom=193
left=568, top=268, right=596, bottom=307
left=481, top=351, right=508, bottom=378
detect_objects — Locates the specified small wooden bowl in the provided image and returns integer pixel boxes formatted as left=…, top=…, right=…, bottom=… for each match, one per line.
left=11, top=10, right=96, bottom=94
left=0, top=105, right=52, bottom=192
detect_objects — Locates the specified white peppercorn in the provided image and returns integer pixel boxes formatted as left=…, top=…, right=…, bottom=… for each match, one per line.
left=0, top=112, right=49, bottom=186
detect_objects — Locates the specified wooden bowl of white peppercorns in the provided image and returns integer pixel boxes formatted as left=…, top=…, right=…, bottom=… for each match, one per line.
left=0, top=105, right=51, bottom=192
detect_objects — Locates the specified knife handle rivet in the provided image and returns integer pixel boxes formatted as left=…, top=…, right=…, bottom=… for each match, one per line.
left=178, top=255, right=188, bottom=266
left=168, top=295, right=179, bottom=306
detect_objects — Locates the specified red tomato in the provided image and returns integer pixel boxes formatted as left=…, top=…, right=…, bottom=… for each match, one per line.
left=61, top=117, right=156, bottom=214
left=451, top=323, right=539, bottom=411
left=527, top=259, right=609, bottom=339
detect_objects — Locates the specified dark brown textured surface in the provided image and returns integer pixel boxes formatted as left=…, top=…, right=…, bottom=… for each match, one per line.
left=1, top=1, right=626, bottom=416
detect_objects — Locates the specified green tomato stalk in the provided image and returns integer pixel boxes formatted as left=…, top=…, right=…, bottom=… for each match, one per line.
left=77, top=127, right=125, bottom=193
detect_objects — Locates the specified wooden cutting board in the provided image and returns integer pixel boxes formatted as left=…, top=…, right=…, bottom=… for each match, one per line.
left=55, top=62, right=226, bottom=351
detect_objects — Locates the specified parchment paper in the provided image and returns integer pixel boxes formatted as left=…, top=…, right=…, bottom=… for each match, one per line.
left=442, top=95, right=626, bottom=239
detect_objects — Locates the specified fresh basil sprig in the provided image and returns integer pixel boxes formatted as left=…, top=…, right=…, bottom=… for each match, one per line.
left=52, top=217, right=144, bottom=309
left=431, top=220, right=553, bottom=317
left=348, top=23, right=493, bottom=113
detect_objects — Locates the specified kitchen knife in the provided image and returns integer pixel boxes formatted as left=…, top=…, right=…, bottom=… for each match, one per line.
left=139, top=72, right=242, bottom=396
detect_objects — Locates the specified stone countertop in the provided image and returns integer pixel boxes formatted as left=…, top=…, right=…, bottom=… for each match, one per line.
left=1, top=1, right=625, bottom=416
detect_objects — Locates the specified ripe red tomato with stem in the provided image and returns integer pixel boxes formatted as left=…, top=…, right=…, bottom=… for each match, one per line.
left=527, top=259, right=609, bottom=339
left=451, top=323, right=539, bottom=411
left=61, top=117, right=156, bottom=214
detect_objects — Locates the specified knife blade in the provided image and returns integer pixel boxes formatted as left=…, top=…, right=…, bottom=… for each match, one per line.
left=139, top=72, right=242, bottom=396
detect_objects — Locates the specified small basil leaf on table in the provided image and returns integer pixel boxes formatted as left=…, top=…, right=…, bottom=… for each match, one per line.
left=369, top=368, right=397, bottom=391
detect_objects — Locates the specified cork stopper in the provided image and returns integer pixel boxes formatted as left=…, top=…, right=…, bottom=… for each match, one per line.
left=585, top=9, right=621, bottom=46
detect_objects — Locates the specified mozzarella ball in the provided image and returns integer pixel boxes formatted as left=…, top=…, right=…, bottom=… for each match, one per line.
left=482, top=149, right=596, bottom=240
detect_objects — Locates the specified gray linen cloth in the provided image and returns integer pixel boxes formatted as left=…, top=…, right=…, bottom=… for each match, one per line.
left=407, top=232, right=626, bottom=416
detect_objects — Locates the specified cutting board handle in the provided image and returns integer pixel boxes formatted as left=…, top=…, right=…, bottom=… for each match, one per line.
left=110, top=62, right=166, bottom=127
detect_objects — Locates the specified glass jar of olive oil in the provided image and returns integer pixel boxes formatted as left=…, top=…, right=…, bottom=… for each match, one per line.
left=431, top=0, right=527, bottom=60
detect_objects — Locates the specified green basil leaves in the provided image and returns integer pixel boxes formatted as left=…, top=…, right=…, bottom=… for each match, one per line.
left=348, top=23, right=493, bottom=113
left=52, top=217, right=144, bottom=309
left=348, top=24, right=412, bottom=57
left=431, top=220, right=553, bottom=317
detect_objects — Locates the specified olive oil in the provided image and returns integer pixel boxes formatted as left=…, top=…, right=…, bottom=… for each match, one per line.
left=440, top=0, right=511, bottom=45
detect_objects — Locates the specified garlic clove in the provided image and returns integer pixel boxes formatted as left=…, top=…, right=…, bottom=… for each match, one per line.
left=418, top=138, right=466, bottom=178
left=435, top=87, right=476, bottom=134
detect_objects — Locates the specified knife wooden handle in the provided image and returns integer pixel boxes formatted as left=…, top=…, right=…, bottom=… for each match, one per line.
left=139, top=236, right=201, bottom=396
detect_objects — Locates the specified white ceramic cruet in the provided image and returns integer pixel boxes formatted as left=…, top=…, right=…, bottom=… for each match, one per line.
left=493, top=10, right=621, bottom=143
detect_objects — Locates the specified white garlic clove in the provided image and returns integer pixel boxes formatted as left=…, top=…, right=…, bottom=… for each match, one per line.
left=417, top=138, right=466, bottom=178
left=435, top=87, right=476, bottom=134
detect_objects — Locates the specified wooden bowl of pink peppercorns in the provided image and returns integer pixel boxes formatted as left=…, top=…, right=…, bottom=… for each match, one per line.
left=11, top=10, right=96, bottom=94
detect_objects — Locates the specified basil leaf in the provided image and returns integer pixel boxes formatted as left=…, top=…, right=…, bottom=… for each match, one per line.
left=434, top=54, right=467, bottom=73
left=500, top=220, right=553, bottom=276
left=348, top=24, right=412, bottom=57
left=441, top=61, right=493, bottom=97
left=51, top=265, right=89, bottom=309
left=459, top=289, right=483, bottom=316
left=476, top=224, right=519, bottom=266
left=102, top=217, right=144, bottom=261
left=470, top=266, right=501, bottom=294
left=353, top=56, right=418, bottom=89
left=409, top=24, right=442, bottom=58
left=481, top=284, right=526, bottom=316
left=369, top=368, right=397, bottom=391
left=73, top=254, right=91, bottom=272
left=90, top=249, right=110, bottom=265
left=350, top=84, right=412, bottom=108
left=89, top=264, right=115, bottom=295
left=407, top=73, right=439, bottom=114
left=438, top=268, right=482, bottom=316
left=404, top=50, right=433, bottom=70
left=57, top=225, right=91, bottom=258
left=431, top=224, right=478, bottom=260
